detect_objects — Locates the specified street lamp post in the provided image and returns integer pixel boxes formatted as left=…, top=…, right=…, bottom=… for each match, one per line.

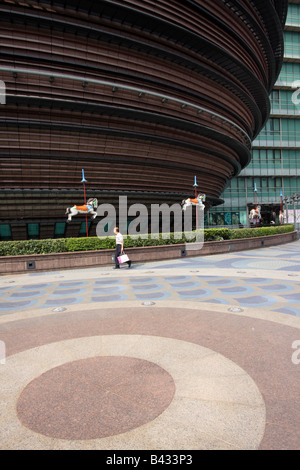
left=254, top=182, right=258, bottom=227
left=280, top=188, right=283, bottom=226
left=284, top=197, right=289, bottom=224
left=283, top=193, right=300, bottom=230
left=293, top=194, right=296, bottom=229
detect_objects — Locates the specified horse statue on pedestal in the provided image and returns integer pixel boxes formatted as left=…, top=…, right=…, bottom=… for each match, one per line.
left=65, top=198, right=98, bottom=223
left=181, top=193, right=206, bottom=212
left=249, top=206, right=261, bottom=225
left=279, top=211, right=284, bottom=225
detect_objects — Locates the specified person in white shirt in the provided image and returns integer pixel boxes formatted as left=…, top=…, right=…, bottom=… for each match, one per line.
left=113, top=227, right=131, bottom=269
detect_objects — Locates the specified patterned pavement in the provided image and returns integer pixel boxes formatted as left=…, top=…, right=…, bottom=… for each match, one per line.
left=0, top=240, right=300, bottom=450
left=1, top=272, right=300, bottom=317
left=1, top=242, right=300, bottom=318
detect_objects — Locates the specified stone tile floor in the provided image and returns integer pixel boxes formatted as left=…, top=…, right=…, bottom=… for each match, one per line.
left=0, top=240, right=299, bottom=450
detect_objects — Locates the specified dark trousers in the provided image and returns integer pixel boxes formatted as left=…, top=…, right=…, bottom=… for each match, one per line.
left=115, top=244, right=122, bottom=267
left=115, top=244, right=131, bottom=268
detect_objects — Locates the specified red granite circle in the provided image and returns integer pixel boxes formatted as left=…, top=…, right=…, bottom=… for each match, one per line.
left=17, top=356, right=175, bottom=440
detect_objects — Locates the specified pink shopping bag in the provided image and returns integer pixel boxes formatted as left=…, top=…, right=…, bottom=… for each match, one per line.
left=117, top=253, right=130, bottom=264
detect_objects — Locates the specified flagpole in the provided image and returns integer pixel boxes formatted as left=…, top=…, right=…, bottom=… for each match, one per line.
left=254, top=182, right=258, bottom=227
left=81, top=169, right=88, bottom=237
left=194, top=175, right=198, bottom=230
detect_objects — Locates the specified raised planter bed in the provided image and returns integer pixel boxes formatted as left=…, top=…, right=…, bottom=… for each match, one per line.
left=0, top=230, right=297, bottom=275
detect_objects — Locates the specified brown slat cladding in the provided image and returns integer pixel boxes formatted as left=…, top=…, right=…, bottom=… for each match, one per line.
left=0, top=0, right=287, bottom=239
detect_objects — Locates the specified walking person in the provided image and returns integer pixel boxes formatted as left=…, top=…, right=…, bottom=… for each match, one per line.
left=113, top=227, right=131, bottom=269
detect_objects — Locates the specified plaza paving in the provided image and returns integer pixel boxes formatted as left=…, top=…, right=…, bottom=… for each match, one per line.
left=0, top=240, right=300, bottom=450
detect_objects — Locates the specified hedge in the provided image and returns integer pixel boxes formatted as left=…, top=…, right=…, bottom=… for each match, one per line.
left=0, top=225, right=295, bottom=256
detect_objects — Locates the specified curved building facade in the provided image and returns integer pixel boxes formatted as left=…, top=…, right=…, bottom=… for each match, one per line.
left=0, top=0, right=287, bottom=239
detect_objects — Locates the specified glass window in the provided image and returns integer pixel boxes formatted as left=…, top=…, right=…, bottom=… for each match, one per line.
left=232, top=213, right=240, bottom=225
left=271, top=90, right=280, bottom=110
left=240, top=212, right=247, bottom=226
left=104, top=221, right=114, bottom=233
left=260, top=149, right=267, bottom=160
left=271, top=119, right=280, bottom=133
left=0, top=224, right=12, bottom=241
left=284, top=31, right=300, bottom=56
left=274, top=150, right=281, bottom=161
left=286, top=4, right=300, bottom=26
left=279, top=63, right=300, bottom=83
left=247, top=177, right=254, bottom=189
left=238, top=178, right=245, bottom=190
left=224, top=213, right=232, bottom=225
left=79, top=221, right=91, bottom=236
left=54, top=222, right=66, bottom=237
left=27, top=223, right=39, bottom=239
left=216, top=213, right=225, bottom=225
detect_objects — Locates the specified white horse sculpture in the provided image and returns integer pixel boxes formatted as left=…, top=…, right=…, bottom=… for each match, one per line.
left=182, top=193, right=206, bottom=211
left=279, top=211, right=284, bottom=225
left=65, top=198, right=98, bottom=222
left=249, top=206, right=261, bottom=224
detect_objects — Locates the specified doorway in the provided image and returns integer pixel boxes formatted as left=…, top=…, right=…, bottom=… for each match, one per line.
left=248, top=204, right=281, bottom=225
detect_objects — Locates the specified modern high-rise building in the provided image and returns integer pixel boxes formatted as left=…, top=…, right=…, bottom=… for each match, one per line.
left=208, top=0, right=300, bottom=229
left=0, top=0, right=288, bottom=240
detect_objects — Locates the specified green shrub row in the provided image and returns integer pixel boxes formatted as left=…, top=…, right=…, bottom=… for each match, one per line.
left=0, top=225, right=295, bottom=256
left=228, top=225, right=295, bottom=240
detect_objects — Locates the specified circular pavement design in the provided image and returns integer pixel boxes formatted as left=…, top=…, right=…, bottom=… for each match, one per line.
left=2, top=335, right=265, bottom=450
left=0, top=304, right=299, bottom=450
left=17, top=356, right=176, bottom=441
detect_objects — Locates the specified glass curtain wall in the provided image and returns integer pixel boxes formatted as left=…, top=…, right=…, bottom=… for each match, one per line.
left=208, top=1, right=300, bottom=229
